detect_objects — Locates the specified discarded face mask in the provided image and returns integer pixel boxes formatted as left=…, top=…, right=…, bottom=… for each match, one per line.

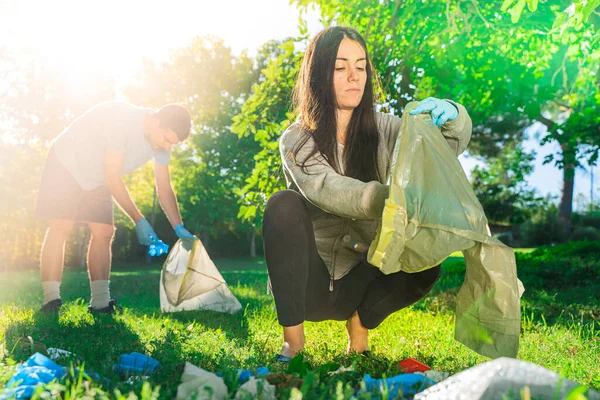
left=368, top=101, right=524, bottom=359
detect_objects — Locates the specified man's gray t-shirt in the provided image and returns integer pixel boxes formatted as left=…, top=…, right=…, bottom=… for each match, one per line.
left=52, top=101, right=171, bottom=190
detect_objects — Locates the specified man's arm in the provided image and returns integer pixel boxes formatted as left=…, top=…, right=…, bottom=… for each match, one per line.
left=104, top=148, right=143, bottom=223
left=154, top=161, right=182, bottom=228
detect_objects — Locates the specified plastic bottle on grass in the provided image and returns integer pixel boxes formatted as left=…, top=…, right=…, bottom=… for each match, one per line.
left=148, top=236, right=169, bottom=257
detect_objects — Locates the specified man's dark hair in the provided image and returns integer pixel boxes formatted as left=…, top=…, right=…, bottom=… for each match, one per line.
left=156, top=104, right=191, bottom=141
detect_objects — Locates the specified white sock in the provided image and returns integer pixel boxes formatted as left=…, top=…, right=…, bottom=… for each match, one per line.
left=42, top=281, right=61, bottom=305
left=90, top=280, right=111, bottom=309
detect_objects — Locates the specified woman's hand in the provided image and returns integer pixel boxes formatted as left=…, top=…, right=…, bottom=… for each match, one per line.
left=409, top=97, right=459, bottom=127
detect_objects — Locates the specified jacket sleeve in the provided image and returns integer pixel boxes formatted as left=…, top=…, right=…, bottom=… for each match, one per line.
left=280, top=124, right=389, bottom=220
left=441, top=100, right=472, bottom=156
left=382, top=100, right=473, bottom=157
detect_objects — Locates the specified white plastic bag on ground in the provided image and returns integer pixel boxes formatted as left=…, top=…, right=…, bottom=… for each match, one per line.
left=234, top=377, right=276, bottom=400
left=176, top=362, right=229, bottom=400
left=160, top=238, right=242, bottom=314
left=415, top=357, right=600, bottom=400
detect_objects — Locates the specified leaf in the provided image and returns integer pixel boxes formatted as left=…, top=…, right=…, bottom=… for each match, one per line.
left=527, top=0, right=538, bottom=12
left=543, top=154, right=555, bottom=165
left=510, top=0, right=527, bottom=23
left=286, top=353, right=310, bottom=377
left=565, top=385, right=590, bottom=400
left=582, top=0, right=600, bottom=21
left=278, top=41, right=295, bottom=55
left=500, top=0, right=516, bottom=12
left=552, top=13, right=567, bottom=31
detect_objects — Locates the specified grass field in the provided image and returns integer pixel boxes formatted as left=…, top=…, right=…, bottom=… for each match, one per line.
left=0, top=244, right=598, bottom=399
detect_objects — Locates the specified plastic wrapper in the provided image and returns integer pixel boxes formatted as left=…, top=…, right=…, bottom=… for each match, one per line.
left=368, top=102, right=524, bottom=358
left=415, top=357, right=600, bottom=399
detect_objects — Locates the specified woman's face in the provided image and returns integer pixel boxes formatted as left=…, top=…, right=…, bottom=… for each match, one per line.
left=333, top=38, right=367, bottom=111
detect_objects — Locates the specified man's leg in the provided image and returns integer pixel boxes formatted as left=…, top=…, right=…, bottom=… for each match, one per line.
left=40, top=219, right=74, bottom=308
left=87, top=222, right=115, bottom=310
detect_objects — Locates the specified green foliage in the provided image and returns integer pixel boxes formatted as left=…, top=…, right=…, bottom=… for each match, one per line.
left=573, top=211, right=600, bottom=230
left=471, top=143, right=545, bottom=224
left=521, top=205, right=566, bottom=246
left=292, top=0, right=599, bottom=226
left=1, top=255, right=599, bottom=397
left=570, top=226, right=600, bottom=241
left=231, top=39, right=303, bottom=222
left=516, top=240, right=600, bottom=307
left=527, top=237, right=600, bottom=258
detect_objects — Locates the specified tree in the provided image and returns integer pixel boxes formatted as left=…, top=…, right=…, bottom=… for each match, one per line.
left=231, top=39, right=303, bottom=225
left=471, top=143, right=544, bottom=224
left=296, top=0, right=600, bottom=238
left=233, top=0, right=554, bottom=221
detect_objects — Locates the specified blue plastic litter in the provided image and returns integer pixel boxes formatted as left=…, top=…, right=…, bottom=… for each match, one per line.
left=148, top=238, right=169, bottom=257
left=363, top=373, right=435, bottom=398
left=2, top=353, right=65, bottom=399
left=1, top=386, right=35, bottom=400
left=114, top=352, right=161, bottom=375
left=237, top=366, right=270, bottom=383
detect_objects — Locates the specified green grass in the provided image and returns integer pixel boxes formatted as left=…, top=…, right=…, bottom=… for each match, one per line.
left=1, top=245, right=599, bottom=399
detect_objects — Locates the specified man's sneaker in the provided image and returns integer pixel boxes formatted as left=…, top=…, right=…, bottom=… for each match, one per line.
left=88, top=299, right=123, bottom=315
left=39, top=299, right=63, bottom=313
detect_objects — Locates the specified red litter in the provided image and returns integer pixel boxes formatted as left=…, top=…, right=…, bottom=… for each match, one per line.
left=397, top=358, right=431, bottom=373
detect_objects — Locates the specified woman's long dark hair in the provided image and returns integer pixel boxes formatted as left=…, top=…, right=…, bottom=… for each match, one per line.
left=292, top=26, right=381, bottom=183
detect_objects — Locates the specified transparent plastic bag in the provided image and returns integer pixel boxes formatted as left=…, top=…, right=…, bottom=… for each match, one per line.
left=160, top=238, right=242, bottom=314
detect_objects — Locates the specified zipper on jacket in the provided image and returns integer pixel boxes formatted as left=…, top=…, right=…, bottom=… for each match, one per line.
left=330, top=218, right=350, bottom=292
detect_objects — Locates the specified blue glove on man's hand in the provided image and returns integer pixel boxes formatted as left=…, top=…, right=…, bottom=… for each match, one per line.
left=175, top=224, right=195, bottom=240
left=135, top=218, right=159, bottom=246
left=409, top=97, right=458, bottom=127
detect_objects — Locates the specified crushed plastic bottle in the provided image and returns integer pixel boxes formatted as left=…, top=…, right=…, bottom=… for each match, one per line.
left=148, top=236, right=169, bottom=257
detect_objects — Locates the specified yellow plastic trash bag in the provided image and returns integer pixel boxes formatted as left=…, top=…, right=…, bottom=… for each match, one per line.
left=368, top=102, right=524, bottom=359
left=159, top=238, right=242, bottom=314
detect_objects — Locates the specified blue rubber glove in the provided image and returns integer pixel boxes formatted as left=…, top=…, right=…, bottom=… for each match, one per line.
left=175, top=223, right=195, bottom=240
left=135, top=218, right=158, bottom=246
left=409, top=97, right=458, bottom=127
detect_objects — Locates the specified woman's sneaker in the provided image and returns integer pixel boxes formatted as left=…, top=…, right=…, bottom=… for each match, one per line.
left=39, top=299, right=63, bottom=313
left=88, top=299, right=123, bottom=315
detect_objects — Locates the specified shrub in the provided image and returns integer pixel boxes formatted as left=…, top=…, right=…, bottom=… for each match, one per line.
left=520, top=207, right=564, bottom=246
left=570, top=226, right=600, bottom=242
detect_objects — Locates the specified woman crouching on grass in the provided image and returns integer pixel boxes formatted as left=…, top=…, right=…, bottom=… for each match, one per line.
left=262, top=26, right=473, bottom=361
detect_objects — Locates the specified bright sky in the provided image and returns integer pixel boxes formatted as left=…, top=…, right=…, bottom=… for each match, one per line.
left=1, top=0, right=596, bottom=208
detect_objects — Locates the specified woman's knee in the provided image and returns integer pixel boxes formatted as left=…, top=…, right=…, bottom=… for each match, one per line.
left=264, top=190, right=307, bottom=224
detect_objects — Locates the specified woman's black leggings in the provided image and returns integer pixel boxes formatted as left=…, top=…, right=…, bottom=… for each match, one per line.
left=262, top=190, right=441, bottom=329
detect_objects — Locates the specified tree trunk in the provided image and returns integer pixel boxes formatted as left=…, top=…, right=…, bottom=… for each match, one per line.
left=249, top=230, right=256, bottom=258
left=559, top=164, right=575, bottom=241
left=146, top=186, right=158, bottom=264
left=539, top=115, right=575, bottom=242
